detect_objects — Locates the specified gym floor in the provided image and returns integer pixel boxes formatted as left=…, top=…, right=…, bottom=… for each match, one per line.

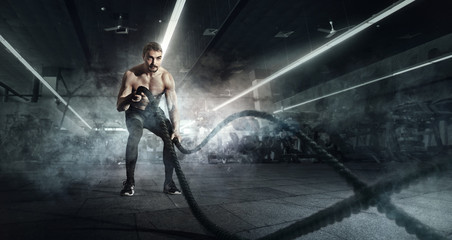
left=1, top=156, right=451, bottom=240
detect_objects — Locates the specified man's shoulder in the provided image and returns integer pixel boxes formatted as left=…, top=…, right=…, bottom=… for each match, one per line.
left=127, top=64, right=144, bottom=75
left=122, top=70, right=135, bottom=82
left=158, top=67, right=170, bottom=75
left=159, top=67, right=173, bottom=79
left=124, top=65, right=143, bottom=80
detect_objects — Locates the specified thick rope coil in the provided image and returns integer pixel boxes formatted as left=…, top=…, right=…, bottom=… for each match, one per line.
left=155, top=109, right=449, bottom=240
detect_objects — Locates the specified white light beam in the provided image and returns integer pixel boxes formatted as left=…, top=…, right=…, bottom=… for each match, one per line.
left=274, top=53, right=452, bottom=113
left=212, top=0, right=415, bottom=111
left=0, top=34, right=92, bottom=129
left=161, top=0, right=186, bottom=58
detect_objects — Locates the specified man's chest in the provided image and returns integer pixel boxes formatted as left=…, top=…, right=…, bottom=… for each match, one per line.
left=132, top=75, right=164, bottom=93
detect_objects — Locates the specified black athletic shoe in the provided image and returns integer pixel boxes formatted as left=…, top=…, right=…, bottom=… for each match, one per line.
left=163, top=181, right=181, bottom=195
left=120, top=181, right=135, bottom=196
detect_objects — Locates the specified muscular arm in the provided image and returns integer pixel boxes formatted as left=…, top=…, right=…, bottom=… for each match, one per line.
left=116, top=72, right=134, bottom=112
left=163, top=72, right=180, bottom=139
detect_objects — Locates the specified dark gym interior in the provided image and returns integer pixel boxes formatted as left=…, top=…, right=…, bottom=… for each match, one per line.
left=1, top=0, right=451, bottom=239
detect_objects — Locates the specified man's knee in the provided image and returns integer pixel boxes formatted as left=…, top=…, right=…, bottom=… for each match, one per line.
left=127, top=136, right=142, bottom=148
left=127, top=118, right=144, bottom=137
left=126, top=157, right=137, bottom=164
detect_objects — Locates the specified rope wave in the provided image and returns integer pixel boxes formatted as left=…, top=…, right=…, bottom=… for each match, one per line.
left=157, top=109, right=449, bottom=240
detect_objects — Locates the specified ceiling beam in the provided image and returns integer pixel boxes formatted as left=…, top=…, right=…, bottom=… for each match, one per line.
left=0, top=34, right=92, bottom=129
left=0, top=81, right=30, bottom=102
left=64, top=0, right=91, bottom=67
left=179, top=0, right=250, bottom=87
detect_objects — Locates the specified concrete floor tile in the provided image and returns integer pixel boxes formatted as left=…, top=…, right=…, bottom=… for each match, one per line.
left=270, top=185, right=328, bottom=195
left=136, top=205, right=254, bottom=238
left=390, top=204, right=452, bottom=234
left=197, top=187, right=294, bottom=202
left=77, top=194, right=176, bottom=217
left=308, top=181, right=353, bottom=192
left=281, top=194, right=347, bottom=209
left=319, top=211, right=418, bottom=240
left=0, top=217, right=139, bottom=240
left=418, top=190, right=452, bottom=202
left=222, top=198, right=319, bottom=227
left=0, top=200, right=81, bottom=224
left=236, top=220, right=342, bottom=240
left=136, top=208, right=210, bottom=236
left=393, top=196, right=452, bottom=215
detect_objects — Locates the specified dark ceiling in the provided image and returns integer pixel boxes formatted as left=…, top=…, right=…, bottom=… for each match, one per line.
left=179, top=0, right=451, bottom=99
left=0, top=0, right=451, bottom=127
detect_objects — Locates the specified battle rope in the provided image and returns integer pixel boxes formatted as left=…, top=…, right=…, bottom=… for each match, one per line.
left=153, top=109, right=449, bottom=240
left=154, top=108, right=242, bottom=240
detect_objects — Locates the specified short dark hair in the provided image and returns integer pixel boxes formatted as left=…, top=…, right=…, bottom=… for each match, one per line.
left=142, top=42, right=162, bottom=57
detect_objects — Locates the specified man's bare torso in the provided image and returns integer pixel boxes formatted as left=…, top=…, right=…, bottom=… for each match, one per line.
left=124, top=64, right=170, bottom=110
left=116, top=46, right=180, bottom=140
left=128, top=64, right=167, bottom=96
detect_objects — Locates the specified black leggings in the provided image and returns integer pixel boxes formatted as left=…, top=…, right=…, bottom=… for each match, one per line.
left=125, top=107, right=175, bottom=187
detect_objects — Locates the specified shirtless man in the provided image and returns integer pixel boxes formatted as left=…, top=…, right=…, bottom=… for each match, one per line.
left=116, top=42, right=181, bottom=196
